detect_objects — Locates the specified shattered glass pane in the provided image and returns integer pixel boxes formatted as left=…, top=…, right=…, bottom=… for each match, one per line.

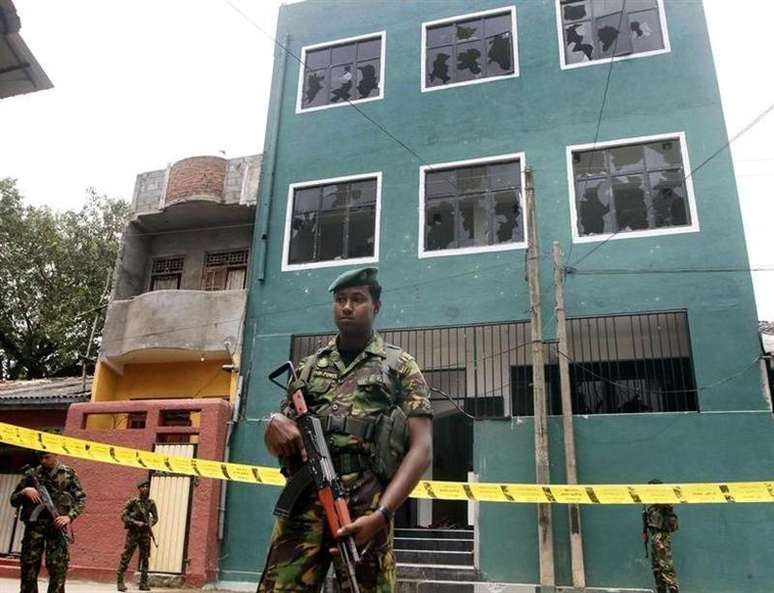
left=485, top=13, right=512, bottom=37
left=350, top=180, right=377, bottom=205
left=426, top=170, right=456, bottom=198
left=629, top=9, right=664, bottom=53
left=612, top=175, right=648, bottom=231
left=427, top=47, right=453, bottom=86
left=563, top=1, right=588, bottom=22
left=459, top=195, right=490, bottom=247
left=596, top=13, right=632, bottom=57
left=457, top=166, right=487, bottom=194
left=426, top=199, right=456, bottom=251
left=493, top=190, right=522, bottom=243
left=356, top=59, right=380, bottom=99
left=293, top=187, right=320, bottom=213
left=487, top=33, right=513, bottom=75
left=331, top=43, right=356, bottom=65
left=427, top=24, right=454, bottom=48
left=318, top=211, right=346, bottom=261
left=357, top=38, right=381, bottom=60
left=289, top=212, right=317, bottom=264
left=573, top=150, right=607, bottom=178
left=456, top=19, right=481, bottom=41
left=321, top=184, right=348, bottom=210
left=329, top=65, right=354, bottom=103
left=644, top=140, right=682, bottom=170
left=305, top=48, right=330, bottom=70
left=456, top=40, right=484, bottom=82
left=565, top=23, right=594, bottom=63
left=650, top=171, right=689, bottom=228
left=608, top=144, right=645, bottom=175
left=347, top=207, right=376, bottom=258
left=489, top=162, right=520, bottom=190
left=576, top=178, right=612, bottom=235
left=303, top=70, right=327, bottom=107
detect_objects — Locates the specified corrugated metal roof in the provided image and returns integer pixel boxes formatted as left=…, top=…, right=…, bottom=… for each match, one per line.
left=0, top=376, right=92, bottom=406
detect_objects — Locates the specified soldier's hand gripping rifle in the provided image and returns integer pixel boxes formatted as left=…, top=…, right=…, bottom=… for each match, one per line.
left=28, top=474, right=74, bottom=545
left=138, top=504, right=158, bottom=548
left=269, top=362, right=361, bottom=593
left=641, top=507, right=649, bottom=558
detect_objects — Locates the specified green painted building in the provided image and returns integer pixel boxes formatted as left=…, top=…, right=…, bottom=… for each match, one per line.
left=222, top=1, right=774, bottom=591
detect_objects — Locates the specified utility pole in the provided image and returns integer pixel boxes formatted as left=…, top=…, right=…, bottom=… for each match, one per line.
left=81, top=270, right=112, bottom=393
left=525, top=168, right=555, bottom=587
left=553, top=241, right=586, bottom=588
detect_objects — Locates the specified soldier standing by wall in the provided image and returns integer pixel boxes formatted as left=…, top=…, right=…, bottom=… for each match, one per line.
left=258, top=267, right=433, bottom=593
left=9, top=451, right=86, bottom=593
left=117, top=479, right=158, bottom=592
left=643, top=479, right=680, bottom=593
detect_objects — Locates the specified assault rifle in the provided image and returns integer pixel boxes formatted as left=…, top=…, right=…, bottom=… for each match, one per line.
left=641, top=507, right=649, bottom=558
left=28, top=473, right=74, bottom=545
left=138, top=503, right=158, bottom=548
left=269, top=361, right=361, bottom=593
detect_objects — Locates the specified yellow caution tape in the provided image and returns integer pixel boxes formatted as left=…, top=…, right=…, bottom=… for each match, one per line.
left=2, top=422, right=773, bottom=504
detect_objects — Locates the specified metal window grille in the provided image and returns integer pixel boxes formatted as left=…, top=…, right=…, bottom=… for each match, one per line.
left=151, top=256, right=184, bottom=275
left=205, top=249, right=249, bottom=268
left=290, top=310, right=697, bottom=418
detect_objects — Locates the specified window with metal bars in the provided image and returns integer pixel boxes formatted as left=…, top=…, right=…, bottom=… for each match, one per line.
left=202, top=249, right=249, bottom=291
left=290, top=311, right=697, bottom=418
left=559, top=0, right=667, bottom=67
left=149, top=256, right=184, bottom=291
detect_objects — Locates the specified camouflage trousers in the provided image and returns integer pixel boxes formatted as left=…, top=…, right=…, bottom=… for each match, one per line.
left=257, top=471, right=395, bottom=593
left=19, top=522, right=69, bottom=593
left=650, top=531, right=679, bottom=593
left=117, top=529, right=151, bottom=584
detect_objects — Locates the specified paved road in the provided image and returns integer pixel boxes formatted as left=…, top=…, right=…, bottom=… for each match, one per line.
left=0, top=577, right=252, bottom=593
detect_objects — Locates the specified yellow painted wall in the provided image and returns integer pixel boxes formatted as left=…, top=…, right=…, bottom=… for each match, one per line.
left=92, top=359, right=236, bottom=403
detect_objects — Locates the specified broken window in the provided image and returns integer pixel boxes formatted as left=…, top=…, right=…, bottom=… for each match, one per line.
left=149, top=256, right=184, bottom=291
left=202, top=249, right=249, bottom=291
left=560, top=0, right=665, bottom=65
left=572, top=137, right=692, bottom=237
left=425, top=9, right=515, bottom=88
left=288, top=178, right=377, bottom=265
left=300, top=35, right=382, bottom=110
left=424, top=159, right=523, bottom=253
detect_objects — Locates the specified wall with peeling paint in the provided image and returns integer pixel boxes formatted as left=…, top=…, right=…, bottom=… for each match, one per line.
left=223, top=1, right=771, bottom=591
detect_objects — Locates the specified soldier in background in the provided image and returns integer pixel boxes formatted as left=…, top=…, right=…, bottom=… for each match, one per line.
left=10, top=451, right=86, bottom=593
left=642, top=479, right=680, bottom=593
left=117, top=479, right=158, bottom=592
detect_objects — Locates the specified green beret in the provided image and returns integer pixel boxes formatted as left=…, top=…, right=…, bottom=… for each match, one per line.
left=137, top=479, right=151, bottom=489
left=327, top=267, right=379, bottom=293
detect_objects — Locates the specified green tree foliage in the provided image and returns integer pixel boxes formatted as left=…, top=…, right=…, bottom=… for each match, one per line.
left=0, top=178, right=129, bottom=379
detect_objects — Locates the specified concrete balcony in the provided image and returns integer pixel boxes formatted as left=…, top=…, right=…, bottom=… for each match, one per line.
left=100, top=289, right=247, bottom=366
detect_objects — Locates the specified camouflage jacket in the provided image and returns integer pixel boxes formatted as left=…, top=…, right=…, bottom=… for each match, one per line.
left=121, top=496, right=158, bottom=530
left=10, top=463, right=86, bottom=523
left=645, top=503, right=679, bottom=533
left=280, top=332, right=433, bottom=455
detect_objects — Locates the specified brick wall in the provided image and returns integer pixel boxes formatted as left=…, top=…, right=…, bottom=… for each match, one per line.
left=132, top=170, right=166, bottom=214
left=165, top=156, right=226, bottom=204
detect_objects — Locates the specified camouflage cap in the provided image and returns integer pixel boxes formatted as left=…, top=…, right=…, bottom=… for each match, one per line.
left=327, top=267, right=379, bottom=293
left=137, top=479, right=151, bottom=489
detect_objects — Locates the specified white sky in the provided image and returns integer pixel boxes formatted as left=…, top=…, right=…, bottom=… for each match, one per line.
left=1, top=0, right=773, bottom=319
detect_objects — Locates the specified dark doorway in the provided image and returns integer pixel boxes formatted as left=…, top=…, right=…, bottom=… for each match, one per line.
left=431, top=412, right=473, bottom=527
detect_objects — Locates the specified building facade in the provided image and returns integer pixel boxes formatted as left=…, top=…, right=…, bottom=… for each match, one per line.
left=223, top=1, right=773, bottom=592
left=62, top=153, right=260, bottom=586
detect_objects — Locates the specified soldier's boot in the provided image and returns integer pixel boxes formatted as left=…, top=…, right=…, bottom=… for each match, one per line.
left=116, top=573, right=127, bottom=592
left=139, top=575, right=150, bottom=591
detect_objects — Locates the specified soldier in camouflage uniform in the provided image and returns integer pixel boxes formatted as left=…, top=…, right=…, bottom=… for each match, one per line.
left=117, top=479, right=158, bottom=591
left=10, top=451, right=86, bottom=593
left=643, top=480, right=680, bottom=593
left=259, top=267, right=433, bottom=593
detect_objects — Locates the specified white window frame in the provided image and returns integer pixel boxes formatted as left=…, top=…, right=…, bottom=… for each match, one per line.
left=418, top=152, right=527, bottom=259
left=295, top=31, right=387, bottom=114
left=555, top=0, right=671, bottom=71
left=281, top=171, right=382, bottom=272
left=566, top=131, right=700, bottom=244
left=421, top=5, right=519, bottom=93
